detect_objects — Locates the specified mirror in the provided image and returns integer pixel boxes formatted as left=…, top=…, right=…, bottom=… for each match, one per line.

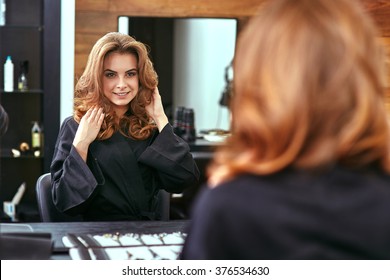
left=118, top=17, right=237, bottom=133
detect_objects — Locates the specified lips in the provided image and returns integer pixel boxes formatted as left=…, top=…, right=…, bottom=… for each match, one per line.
left=113, top=91, right=130, bottom=96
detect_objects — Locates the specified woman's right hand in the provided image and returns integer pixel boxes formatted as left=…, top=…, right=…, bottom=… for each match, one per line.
left=73, top=107, right=105, bottom=161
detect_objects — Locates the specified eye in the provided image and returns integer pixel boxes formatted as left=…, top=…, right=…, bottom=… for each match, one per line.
left=104, top=71, right=116, bottom=78
left=126, top=71, right=137, bottom=77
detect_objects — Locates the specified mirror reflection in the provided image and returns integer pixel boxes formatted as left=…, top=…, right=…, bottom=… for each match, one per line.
left=118, top=17, right=237, bottom=134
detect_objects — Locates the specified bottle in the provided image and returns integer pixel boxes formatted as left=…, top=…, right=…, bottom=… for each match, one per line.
left=0, top=0, right=5, bottom=26
left=182, top=108, right=196, bottom=143
left=31, top=121, right=42, bottom=152
left=173, top=106, right=185, bottom=137
left=18, top=61, right=29, bottom=91
left=4, top=56, right=14, bottom=92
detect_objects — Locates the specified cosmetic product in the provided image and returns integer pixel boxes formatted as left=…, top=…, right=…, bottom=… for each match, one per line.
left=4, top=55, right=14, bottom=92
left=18, top=60, right=29, bottom=91
left=31, top=121, right=42, bottom=152
left=182, top=108, right=196, bottom=143
left=173, top=106, right=185, bottom=137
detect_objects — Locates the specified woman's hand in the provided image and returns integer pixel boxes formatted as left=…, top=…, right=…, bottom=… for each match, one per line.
left=145, top=87, right=168, bottom=132
left=73, top=107, right=105, bottom=161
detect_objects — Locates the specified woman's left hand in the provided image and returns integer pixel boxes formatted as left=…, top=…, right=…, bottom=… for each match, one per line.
left=145, top=87, right=169, bottom=131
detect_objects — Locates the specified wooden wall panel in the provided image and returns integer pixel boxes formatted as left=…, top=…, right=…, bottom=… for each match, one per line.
left=76, top=0, right=110, bottom=11
left=75, top=0, right=390, bottom=103
left=76, top=11, right=116, bottom=33
left=74, top=0, right=265, bottom=80
left=76, top=0, right=263, bottom=16
left=108, top=0, right=261, bottom=18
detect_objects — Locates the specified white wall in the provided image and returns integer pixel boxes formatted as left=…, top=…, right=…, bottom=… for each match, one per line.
left=173, top=19, right=236, bottom=133
left=60, top=0, right=75, bottom=123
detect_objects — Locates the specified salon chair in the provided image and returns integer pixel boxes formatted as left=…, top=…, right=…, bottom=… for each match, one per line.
left=170, top=151, right=213, bottom=219
left=35, top=173, right=82, bottom=222
left=36, top=173, right=170, bottom=222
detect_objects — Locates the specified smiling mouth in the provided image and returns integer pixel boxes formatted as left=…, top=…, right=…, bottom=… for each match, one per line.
left=113, top=91, right=130, bottom=96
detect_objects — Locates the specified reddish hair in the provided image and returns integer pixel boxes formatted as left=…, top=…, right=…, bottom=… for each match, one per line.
left=73, top=32, right=158, bottom=140
left=208, top=0, right=390, bottom=185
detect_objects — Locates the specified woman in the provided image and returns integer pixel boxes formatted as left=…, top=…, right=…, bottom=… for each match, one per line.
left=181, top=0, right=390, bottom=259
left=51, top=32, right=199, bottom=221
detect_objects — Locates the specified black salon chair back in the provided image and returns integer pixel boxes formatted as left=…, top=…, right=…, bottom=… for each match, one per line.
left=35, top=173, right=82, bottom=222
left=157, top=189, right=170, bottom=221
left=35, top=173, right=170, bottom=222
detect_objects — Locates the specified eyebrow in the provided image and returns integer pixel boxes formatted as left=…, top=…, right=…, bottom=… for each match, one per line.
left=103, top=68, right=137, bottom=72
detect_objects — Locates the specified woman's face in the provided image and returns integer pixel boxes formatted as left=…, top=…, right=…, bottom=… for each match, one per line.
left=102, top=51, right=139, bottom=116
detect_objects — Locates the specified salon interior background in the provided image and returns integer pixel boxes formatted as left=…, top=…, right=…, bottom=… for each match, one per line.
left=62, top=0, right=389, bottom=133
left=62, top=0, right=237, bottom=133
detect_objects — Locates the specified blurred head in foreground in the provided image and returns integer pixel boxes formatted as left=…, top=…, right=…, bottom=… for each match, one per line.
left=181, top=0, right=390, bottom=260
left=208, top=0, right=389, bottom=185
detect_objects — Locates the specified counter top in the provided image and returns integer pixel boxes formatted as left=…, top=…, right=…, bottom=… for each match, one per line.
left=1, top=220, right=190, bottom=259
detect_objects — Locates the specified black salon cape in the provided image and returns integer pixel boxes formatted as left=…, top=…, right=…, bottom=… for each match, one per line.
left=50, top=116, right=199, bottom=221
left=181, top=166, right=390, bottom=259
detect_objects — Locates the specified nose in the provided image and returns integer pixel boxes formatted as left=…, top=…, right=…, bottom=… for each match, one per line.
left=116, top=76, right=127, bottom=89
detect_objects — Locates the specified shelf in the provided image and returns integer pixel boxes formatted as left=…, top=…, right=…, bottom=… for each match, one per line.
left=0, top=201, right=40, bottom=223
left=0, top=0, right=59, bottom=223
left=0, top=25, right=43, bottom=31
left=1, top=148, right=44, bottom=159
left=0, top=89, right=44, bottom=94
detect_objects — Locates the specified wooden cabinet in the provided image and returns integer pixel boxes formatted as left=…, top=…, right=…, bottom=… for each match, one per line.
left=0, top=0, right=60, bottom=221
